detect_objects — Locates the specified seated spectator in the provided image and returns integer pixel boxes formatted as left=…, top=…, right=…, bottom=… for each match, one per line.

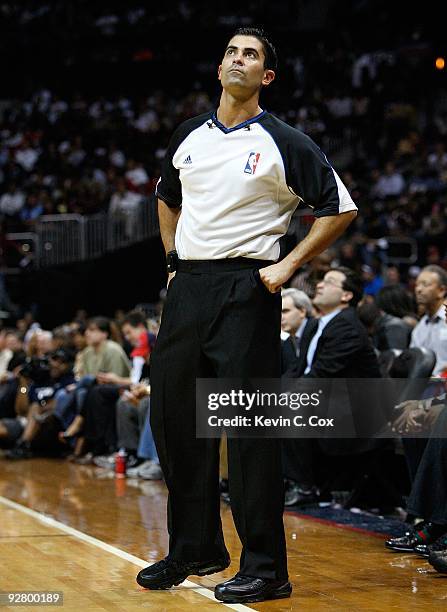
left=109, top=178, right=142, bottom=214
left=362, top=264, right=384, bottom=297
left=96, top=383, right=162, bottom=480
left=402, top=265, right=447, bottom=487
left=125, top=159, right=149, bottom=192
left=384, top=265, right=402, bottom=287
left=15, top=139, right=40, bottom=172
left=298, top=267, right=381, bottom=378
left=108, top=177, right=142, bottom=237
left=96, top=310, right=154, bottom=386
left=59, top=314, right=152, bottom=462
left=78, top=316, right=130, bottom=377
left=371, top=162, right=405, bottom=199
left=386, top=387, right=447, bottom=567
left=376, top=284, right=418, bottom=329
left=84, top=312, right=155, bottom=466
left=283, top=267, right=382, bottom=507
left=357, top=300, right=411, bottom=350
left=0, top=329, right=13, bottom=376
left=0, top=182, right=25, bottom=217
left=281, top=288, right=314, bottom=373
left=0, top=330, right=26, bottom=420
left=3, top=349, right=76, bottom=458
left=410, top=265, right=447, bottom=378
left=26, top=328, right=53, bottom=357
left=19, top=193, right=44, bottom=224
left=55, top=317, right=131, bottom=458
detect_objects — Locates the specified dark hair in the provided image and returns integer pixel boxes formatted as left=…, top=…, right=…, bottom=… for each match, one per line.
left=73, top=321, right=86, bottom=335
left=422, top=264, right=447, bottom=289
left=50, top=348, right=75, bottom=365
left=231, top=27, right=277, bottom=71
left=122, top=310, right=147, bottom=329
left=87, top=316, right=111, bottom=337
left=333, top=266, right=364, bottom=307
left=376, top=285, right=416, bottom=319
left=357, top=302, right=381, bottom=328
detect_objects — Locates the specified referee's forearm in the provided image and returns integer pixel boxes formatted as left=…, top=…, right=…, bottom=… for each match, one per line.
left=158, top=198, right=181, bottom=254
left=283, top=211, right=357, bottom=273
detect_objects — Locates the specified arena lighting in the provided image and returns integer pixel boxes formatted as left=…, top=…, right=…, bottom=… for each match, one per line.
left=435, top=57, right=445, bottom=70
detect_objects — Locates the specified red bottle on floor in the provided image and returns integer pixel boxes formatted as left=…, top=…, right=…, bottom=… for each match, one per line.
left=115, top=448, right=127, bottom=478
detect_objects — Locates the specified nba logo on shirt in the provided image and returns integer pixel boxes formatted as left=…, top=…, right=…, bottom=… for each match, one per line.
left=244, top=152, right=260, bottom=175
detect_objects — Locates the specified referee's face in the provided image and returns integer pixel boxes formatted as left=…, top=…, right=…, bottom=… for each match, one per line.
left=219, top=35, right=275, bottom=97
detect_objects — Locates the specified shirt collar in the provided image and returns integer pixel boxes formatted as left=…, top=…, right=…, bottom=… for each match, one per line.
left=424, top=304, right=445, bottom=324
left=295, top=317, right=308, bottom=340
left=211, top=109, right=267, bottom=134
left=318, top=309, right=342, bottom=329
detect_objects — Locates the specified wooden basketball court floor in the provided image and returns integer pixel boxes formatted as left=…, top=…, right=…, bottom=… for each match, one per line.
left=0, top=459, right=445, bottom=611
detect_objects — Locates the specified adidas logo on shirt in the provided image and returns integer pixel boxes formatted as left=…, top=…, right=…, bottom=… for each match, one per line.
left=183, top=155, right=192, bottom=164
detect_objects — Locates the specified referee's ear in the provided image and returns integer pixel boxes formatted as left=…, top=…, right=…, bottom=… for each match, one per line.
left=262, top=69, right=275, bottom=88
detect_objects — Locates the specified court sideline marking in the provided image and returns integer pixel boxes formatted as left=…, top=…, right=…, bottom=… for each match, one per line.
left=0, top=495, right=252, bottom=611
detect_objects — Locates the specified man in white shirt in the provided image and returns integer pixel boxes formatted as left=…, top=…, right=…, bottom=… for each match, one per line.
left=411, top=265, right=447, bottom=377
left=137, top=27, right=357, bottom=604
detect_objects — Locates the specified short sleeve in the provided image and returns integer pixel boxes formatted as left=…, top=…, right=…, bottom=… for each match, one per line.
left=286, top=134, right=358, bottom=218
left=155, top=112, right=213, bottom=209
left=155, top=132, right=183, bottom=208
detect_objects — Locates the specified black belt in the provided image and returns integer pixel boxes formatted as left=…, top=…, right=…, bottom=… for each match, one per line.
left=177, top=257, right=274, bottom=273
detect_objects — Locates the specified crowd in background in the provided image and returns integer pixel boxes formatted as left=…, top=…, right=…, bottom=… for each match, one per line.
left=1, top=2, right=447, bottom=278
left=1, top=0, right=447, bottom=574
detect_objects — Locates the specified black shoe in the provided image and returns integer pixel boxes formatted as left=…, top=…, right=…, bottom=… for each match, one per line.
left=284, top=482, right=319, bottom=507
left=423, top=535, right=447, bottom=562
left=413, top=534, right=447, bottom=558
left=136, top=554, right=230, bottom=590
left=429, top=549, right=447, bottom=574
left=414, top=544, right=430, bottom=557
left=214, top=574, right=292, bottom=603
left=385, top=522, right=440, bottom=552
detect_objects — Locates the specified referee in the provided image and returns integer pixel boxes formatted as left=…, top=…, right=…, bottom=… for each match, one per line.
left=137, top=27, right=357, bottom=604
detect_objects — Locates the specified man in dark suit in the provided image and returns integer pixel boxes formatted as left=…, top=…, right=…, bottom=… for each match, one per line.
left=284, top=267, right=382, bottom=505
left=296, top=267, right=380, bottom=379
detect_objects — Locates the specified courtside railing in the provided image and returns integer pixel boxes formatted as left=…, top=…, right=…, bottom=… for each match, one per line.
left=5, top=199, right=417, bottom=269
left=6, top=196, right=159, bottom=268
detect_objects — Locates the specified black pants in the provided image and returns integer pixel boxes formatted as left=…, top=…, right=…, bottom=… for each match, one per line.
left=406, top=407, right=447, bottom=524
left=81, top=384, right=120, bottom=455
left=0, top=379, right=18, bottom=419
left=150, top=258, right=287, bottom=580
left=282, top=438, right=317, bottom=487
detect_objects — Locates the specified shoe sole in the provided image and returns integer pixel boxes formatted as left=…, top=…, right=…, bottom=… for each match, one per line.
left=215, top=583, right=292, bottom=604
left=136, top=559, right=230, bottom=590
left=385, top=544, right=417, bottom=553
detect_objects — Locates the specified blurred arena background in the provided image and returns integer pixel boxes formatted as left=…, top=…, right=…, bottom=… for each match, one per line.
left=0, top=0, right=446, bottom=326
left=1, top=3, right=447, bottom=609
